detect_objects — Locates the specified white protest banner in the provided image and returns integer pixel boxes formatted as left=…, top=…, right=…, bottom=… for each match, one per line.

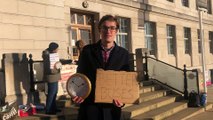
left=49, top=53, right=59, bottom=69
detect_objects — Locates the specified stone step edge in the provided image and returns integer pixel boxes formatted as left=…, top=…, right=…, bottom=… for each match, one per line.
left=122, top=95, right=181, bottom=118
left=131, top=101, right=188, bottom=120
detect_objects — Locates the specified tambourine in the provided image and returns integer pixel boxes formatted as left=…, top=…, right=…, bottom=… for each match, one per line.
left=54, top=61, right=62, bottom=70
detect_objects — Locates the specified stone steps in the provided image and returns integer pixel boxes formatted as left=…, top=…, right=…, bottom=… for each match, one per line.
left=15, top=105, right=78, bottom=120
left=15, top=80, right=212, bottom=120
left=15, top=94, right=77, bottom=120
left=131, top=101, right=188, bottom=120
left=139, top=89, right=171, bottom=102
left=186, top=107, right=213, bottom=120
left=139, top=80, right=154, bottom=87
left=139, top=84, right=162, bottom=94
left=122, top=95, right=181, bottom=119
left=164, top=103, right=213, bottom=120
left=16, top=113, right=77, bottom=120
left=122, top=80, right=212, bottom=120
left=56, top=99, right=72, bottom=108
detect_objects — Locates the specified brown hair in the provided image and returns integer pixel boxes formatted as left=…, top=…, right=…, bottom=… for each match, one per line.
left=75, top=40, right=85, bottom=52
left=98, top=15, right=119, bottom=30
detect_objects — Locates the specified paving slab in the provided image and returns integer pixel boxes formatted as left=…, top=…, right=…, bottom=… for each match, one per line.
left=186, top=108, right=213, bottom=120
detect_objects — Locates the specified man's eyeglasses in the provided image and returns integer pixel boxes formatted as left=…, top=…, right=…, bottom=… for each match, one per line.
left=101, top=26, right=117, bottom=31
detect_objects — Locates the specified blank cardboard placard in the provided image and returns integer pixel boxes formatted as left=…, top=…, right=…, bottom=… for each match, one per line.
left=95, top=69, right=139, bottom=104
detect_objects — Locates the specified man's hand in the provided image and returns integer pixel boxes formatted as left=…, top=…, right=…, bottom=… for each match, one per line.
left=72, top=96, right=84, bottom=104
left=113, top=99, right=125, bottom=108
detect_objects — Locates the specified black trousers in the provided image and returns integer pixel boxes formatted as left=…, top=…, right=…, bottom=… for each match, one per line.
left=77, top=103, right=121, bottom=120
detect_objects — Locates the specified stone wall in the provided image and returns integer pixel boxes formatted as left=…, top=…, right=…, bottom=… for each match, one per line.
left=145, top=0, right=213, bottom=70
left=64, top=0, right=145, bottom=53
left=0, top=0, right=67, bottom=68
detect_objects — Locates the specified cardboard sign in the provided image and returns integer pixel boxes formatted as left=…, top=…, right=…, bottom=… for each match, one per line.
left=95, top=69, right=139, bottom=104
left=0, top=101, right=18, bottom=120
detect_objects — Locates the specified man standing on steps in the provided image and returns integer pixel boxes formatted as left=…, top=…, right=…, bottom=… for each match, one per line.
left=42, top=42, right=61, bottom=115
left=72, top=15, right=130, bottom=120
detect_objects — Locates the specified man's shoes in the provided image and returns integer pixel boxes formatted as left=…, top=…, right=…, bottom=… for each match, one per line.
left=46, top=109, right=61, bottom=115
left=56, top=109, right=62, bottom=112
left=46, top=111, right=56, bottom=115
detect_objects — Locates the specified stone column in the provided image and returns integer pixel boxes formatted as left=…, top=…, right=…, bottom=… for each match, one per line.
left=135, top=48, right=149, bottom=82
left=2, top=53, right=31, bottom=105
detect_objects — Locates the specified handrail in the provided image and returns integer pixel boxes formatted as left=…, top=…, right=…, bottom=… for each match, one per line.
left=147, top=55, right=183, bottom=71
left=136, top=51, right=200, bottom=99
left=147, top=55, right=197, bottom=74
left=183, top=65, right=188, bottom=99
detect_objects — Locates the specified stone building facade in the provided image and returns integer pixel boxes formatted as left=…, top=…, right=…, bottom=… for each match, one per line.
left=143, top=0, right=213, bottom=83
left=0, top=0, right=213, bottom=102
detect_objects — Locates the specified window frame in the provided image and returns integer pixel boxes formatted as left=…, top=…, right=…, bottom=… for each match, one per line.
left=184, top=27, right=191, bottom=54
left=209, top=31, right=213, bottom=54
left=166, top=25, right=176, bottom=55
left=70, top=12, right=93, bottom=45
left=144, top=21, right=157, bottom=55
left=116, top=16, right=131, bottom=51
left=197, top=29, right=201, bottom=54
left=70, top=11, right=94, bottom=59
left=167, top=0, right=174, bottom=2
left=207, top=0, right=212, bottom=14
left=182, top=0, right=189, bottom=7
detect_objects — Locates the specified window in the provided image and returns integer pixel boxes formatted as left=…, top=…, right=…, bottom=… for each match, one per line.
left=167, top=0, right=174, bottom=2
left=71, top=13, right=92, bottom=25
left=70, top=11, right=94, bottom=60
left=182, top=0, right=189, bottom=7
left=197, top=29, right=201, bottom=53
left=70, top=12, right=93, bottom=45
left=116, top=17, right=131, bottom=51
left=71, top=28, right=77, bottom=45
left=167, top=25, right=176, bottom=54
left=207, top=0, right=212, bottom=14
left=145, top=22, right=157, bottom=55
left=184, top=27, right=191, bottom=54
left=209, top=31, right=213, bottom=53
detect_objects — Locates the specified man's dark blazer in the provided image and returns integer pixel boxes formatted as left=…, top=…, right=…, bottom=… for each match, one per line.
left=77, top=40, right=130, bottom=104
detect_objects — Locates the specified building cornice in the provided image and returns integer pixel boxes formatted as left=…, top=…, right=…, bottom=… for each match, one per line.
left=92, top=0, right=213, bottom=25
left=144, top=4, right=213, bottom=25
left=99, top=0, right=144, bottom=9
